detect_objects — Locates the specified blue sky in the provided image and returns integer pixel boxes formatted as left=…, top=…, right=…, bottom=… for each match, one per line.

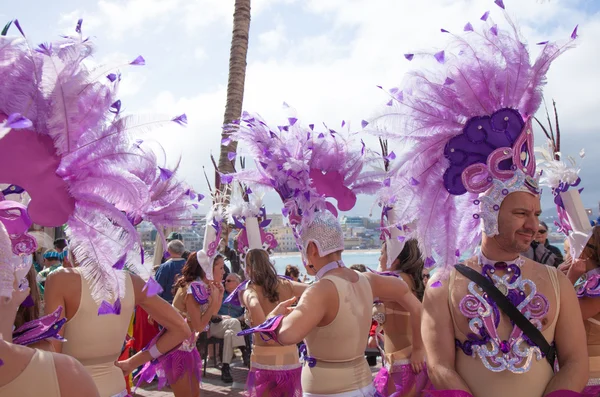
left=2, top=0, right=600, bottom=219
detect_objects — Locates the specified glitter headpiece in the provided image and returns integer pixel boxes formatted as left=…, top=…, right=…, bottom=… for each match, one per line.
left=228, top=194, right=277, bottom=269
left=0, top=207, right=33, bottom=299
left=197, top=204, right=225, bottom=281
left=226, top=109, right=378, bottom=259
left=0, top=20, right=198, bottom=311
left=367, top=2, right=577, bottom=275
left=536, top=104, right=590, bottom=260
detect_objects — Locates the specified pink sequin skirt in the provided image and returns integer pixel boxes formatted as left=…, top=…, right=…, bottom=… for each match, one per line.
left=373, top=360, right=431, bottom=397
left=246, top=362, right=303, bottom=397
left=246, top=344, right=303, bottom=397
left=136, top=335, right=202, bottom=390
left=583, top=380, right=600, bottom=397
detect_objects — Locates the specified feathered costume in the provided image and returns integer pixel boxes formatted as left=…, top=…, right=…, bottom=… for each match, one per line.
left=367, top=1, right=577, bottom=282
left=231, top=111, right=383, bottom=397
left=366, top=2, right=580, bottom=396
left=0, top=19, right=199, bottom=315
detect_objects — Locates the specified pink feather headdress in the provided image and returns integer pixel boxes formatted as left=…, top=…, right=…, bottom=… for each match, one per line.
left=226, top=110, right=374, bottom=257
left=368, top=1, right=577, bottom=279
left=0, top=20, right=199, bottom=312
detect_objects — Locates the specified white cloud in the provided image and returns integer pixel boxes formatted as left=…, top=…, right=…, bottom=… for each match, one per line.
left=193, top=47, right=208, bottom=61
left=97, top=0, right=600, bottom=214
left=257, top=23, right=286, bottom=53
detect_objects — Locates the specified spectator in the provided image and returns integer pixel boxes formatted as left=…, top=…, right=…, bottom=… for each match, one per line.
left=285, top=264, right=307, bottom=282
left=223, top=244, right=241, bottom=275
left=536, top=221, right=564, bottom=261
left=218, top=273, right=245, bottom=320
left=350, top=264, right=367, bottom=273
left=160, top=232, right=190, bottom=265
left=54, top=238, right=68, bottom=252
left=154, top=239, right=187, bottom=303
left=523, top=221, right=562, bottom=267
left=37, top=249, right=63, bottom=289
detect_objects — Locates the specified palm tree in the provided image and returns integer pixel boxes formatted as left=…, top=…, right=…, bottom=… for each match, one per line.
left=217, top=0, right=251, bottom=192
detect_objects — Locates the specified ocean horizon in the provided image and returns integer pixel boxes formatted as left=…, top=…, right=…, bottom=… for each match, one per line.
left=265, top=242, right=565, bottom=279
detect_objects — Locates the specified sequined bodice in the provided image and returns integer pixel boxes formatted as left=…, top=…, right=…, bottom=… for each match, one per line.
left=451, top=255, right=559, bottom=374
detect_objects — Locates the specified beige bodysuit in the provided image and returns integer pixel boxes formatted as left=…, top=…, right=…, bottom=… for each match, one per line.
left=61, top=269, right=135, bottom=397
left=0, top=349, right=61, bottom=397
left=449, top=264, right=560, bottom=397
left=302, top=272, right=374, bottom=395
left=585, top=315, right=600, bottom=384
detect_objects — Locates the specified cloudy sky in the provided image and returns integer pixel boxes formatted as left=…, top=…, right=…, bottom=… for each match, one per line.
left=3, top=0, right=600, bottom=218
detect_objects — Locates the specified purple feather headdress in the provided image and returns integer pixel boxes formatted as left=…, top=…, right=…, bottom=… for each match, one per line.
left=227, top=110, right=371, bottom=256
left=368, top=2, right=577, bottom=278
left=0, top=20, right=198, bottom=311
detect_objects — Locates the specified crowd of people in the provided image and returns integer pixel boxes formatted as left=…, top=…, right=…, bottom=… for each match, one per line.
left=1, top=2, right=599, bottom=397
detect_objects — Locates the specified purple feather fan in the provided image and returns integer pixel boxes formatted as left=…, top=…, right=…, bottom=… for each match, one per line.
left=0, top=21, right=197, bottom=306
left=367, top=2, right=577, bottom=279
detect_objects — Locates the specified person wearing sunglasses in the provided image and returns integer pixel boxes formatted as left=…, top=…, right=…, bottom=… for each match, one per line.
left=522, top=221, right=564, bottom=268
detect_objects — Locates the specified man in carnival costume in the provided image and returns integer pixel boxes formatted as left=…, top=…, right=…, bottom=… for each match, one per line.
left=228, top=111, right=424, bottom=397
left=368, top=2, right=587, bottom=396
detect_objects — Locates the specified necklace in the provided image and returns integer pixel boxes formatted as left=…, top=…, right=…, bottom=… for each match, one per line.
left=315, top=260, right=345, bottom=280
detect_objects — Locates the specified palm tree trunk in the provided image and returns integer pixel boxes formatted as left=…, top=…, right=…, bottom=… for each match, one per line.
left=217, top=0, right=251, bottom=185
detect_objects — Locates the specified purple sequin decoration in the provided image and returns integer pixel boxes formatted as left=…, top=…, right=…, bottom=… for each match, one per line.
left=443, top=108, right=525, bottom=195
left=190, top=282, right=211, bottom=305
left=455, top=260, right=551, bottom=373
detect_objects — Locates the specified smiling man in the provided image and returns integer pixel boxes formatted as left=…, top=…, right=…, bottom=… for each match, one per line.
left=370, top=3, right=588, bottom=396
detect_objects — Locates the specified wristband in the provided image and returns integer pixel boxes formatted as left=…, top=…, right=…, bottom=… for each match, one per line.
left=149, top=344, right=163, bottom=359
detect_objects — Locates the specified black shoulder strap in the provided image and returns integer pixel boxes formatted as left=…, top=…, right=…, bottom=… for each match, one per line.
left=455, top=264, right=556, bottom=369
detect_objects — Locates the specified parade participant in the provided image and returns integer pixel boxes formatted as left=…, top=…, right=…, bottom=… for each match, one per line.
left=229, top=113, right=421, bottom=396
left=367, top=2, right=587, bottom=396
left=227, top=195, right=306, bottom=396
left=0, top=19, right=198, bottom=397
left=138, top=208, right=227, bottom=396
left=567, top=227, right=600, bottom=395
left=537, top=118, right=599, bottom=395
left=0, top=217, right=99, bottom=397
left=243, top=249, right=307, bottom=397
left=373, top=239, right=429, bottom=397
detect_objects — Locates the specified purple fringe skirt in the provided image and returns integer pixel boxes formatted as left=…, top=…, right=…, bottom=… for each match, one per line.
left=136, top=336, right=202, bottom=390
left=373, top=361, right=431, bottom=397
left=246, top=362, right=303, bottom=397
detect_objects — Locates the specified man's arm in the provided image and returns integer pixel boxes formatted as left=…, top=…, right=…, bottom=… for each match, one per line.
left=543, top=271, right=589, bottom=395
left=421, top=277, right=472, bottom=392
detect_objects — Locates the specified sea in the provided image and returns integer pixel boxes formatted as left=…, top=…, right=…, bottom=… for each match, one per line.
left=267, top=242, right=565, bottom=279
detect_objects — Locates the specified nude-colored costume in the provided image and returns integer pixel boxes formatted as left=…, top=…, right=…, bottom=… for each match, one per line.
left=0, top=349, right=61, bottom=397
left=373, top=303, right=430, bottom=397
left=61, top=269, right=134, bottom=397
left=301, top=272, right=377, bottom=397
left=449, top=265, right=560, bottom=397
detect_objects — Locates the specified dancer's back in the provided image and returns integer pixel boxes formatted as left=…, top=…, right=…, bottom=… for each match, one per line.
left=302, top=270, right=374, bottom=395
left=0, top=337, right=99, bottom=397
left=46, top=267, right=135, bottom=397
